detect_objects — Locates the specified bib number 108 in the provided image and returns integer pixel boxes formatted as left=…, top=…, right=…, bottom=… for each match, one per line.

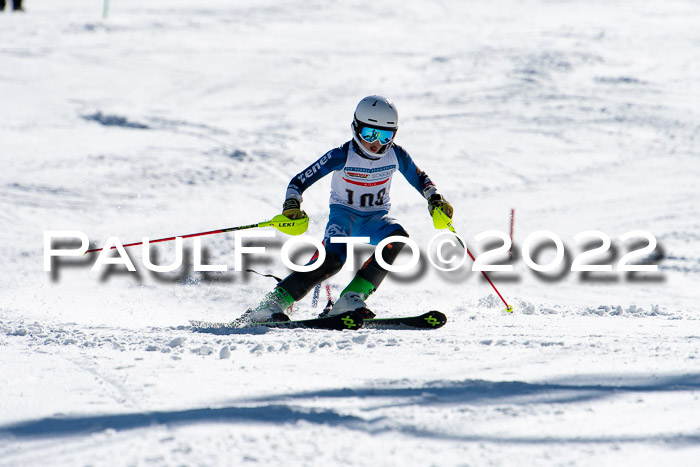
left=346, top=188, right=386, bottom=207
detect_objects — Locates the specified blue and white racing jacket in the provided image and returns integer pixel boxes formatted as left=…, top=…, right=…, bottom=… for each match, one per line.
left=285, top=141, right=438, bottom=213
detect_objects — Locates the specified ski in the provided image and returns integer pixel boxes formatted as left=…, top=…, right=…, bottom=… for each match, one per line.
left=252, top=310, right=364, bottom=330
left=190, top=310, right=364, bottom=332
left=362, top=310, right=447, bottom=330
left=190, top=310, right=445, bottom=332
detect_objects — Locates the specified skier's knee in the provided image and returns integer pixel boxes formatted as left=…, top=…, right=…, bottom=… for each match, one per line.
left=321, top=251, right=344, bottom=276
left=379, top=229, right=409, bottom=264
left=388, top=226, right=409, bottom=239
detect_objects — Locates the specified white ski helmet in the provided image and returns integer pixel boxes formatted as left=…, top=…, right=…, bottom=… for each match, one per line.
left=351, top=95, right=398, bottom=157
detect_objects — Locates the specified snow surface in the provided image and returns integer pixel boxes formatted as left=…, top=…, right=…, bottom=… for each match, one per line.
left=1, top=0, right=699, bottom=465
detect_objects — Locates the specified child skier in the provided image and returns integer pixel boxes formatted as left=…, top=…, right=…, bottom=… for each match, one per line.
left=245, top=95, right=453, bottom=322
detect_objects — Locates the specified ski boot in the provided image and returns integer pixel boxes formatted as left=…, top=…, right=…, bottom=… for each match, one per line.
left=244, top=287, right=294, bottom=323
left=320, top=292, right=376, bottom=319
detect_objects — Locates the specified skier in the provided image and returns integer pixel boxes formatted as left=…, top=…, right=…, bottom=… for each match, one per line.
left=245, top=95, right=454, bottom=322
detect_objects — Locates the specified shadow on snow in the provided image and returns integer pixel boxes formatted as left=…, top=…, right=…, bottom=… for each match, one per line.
left=0, top=405, right=365, bottom=439
left=2, top=374, right=699, bottom=445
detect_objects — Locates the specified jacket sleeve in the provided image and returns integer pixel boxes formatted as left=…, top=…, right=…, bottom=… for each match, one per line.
left=285, top=143, right=348, bottom=202
left=394, top=145, right=438, bottom=200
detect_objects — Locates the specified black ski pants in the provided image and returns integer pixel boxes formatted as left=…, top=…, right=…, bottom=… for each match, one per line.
left=278, top=227, right=409, bottom=301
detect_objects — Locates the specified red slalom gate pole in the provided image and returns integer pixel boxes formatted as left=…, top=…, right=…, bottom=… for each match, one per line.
left=509, top=208, right=515, bottom=260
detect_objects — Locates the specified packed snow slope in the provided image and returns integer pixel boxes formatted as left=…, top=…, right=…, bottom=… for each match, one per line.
left=1, top=0, right=699, bottom=465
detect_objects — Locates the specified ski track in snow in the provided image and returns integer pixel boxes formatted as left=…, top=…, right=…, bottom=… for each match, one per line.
left=1, top=0, right=699, bottom=465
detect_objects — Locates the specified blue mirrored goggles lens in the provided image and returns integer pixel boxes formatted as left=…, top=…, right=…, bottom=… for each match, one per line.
left=359, top=126, right=395, bottom=144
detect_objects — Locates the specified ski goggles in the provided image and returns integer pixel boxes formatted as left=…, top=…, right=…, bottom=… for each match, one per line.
left=359, top=126, right=395, bottom=144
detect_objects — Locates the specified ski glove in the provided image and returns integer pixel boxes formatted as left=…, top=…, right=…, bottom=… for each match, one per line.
left=428, top=194, right=454, bottom=219
left=282, top=198, right=308, bottom=220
